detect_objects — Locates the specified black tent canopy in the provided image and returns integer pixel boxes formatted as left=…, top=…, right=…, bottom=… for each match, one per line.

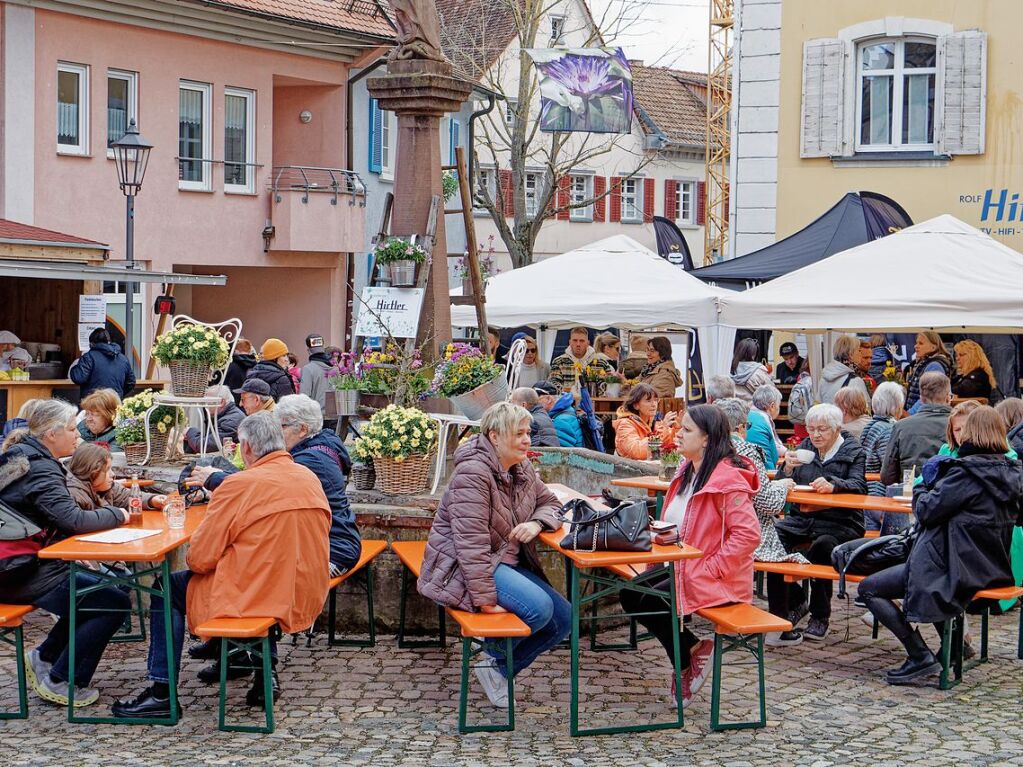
left=689, top=191, right=913, bottom=290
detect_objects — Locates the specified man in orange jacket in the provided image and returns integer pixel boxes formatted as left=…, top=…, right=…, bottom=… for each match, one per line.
left=112, top=411, right=331, bottom=719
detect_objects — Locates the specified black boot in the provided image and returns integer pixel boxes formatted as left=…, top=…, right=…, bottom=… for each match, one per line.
left=246, top=658, right=281, bottom=708
left=188, top=638, right=221, bottom=660
left=886, top=629, right=941, bottom=685
left=197, top=647, right=255, bottom=684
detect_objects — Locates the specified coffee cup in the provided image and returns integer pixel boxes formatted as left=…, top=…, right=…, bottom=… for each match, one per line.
left=794, top=449, right=815, bottom=464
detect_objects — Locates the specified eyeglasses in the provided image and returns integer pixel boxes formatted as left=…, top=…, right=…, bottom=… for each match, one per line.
left=806, top=426, right=835, bottom=435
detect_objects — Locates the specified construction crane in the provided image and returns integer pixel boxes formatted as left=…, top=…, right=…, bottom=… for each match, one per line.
left=704, top=0, right=733, bottom=265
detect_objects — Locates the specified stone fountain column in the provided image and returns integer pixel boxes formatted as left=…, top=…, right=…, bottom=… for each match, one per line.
left=367, top=60, right=473, bottom=357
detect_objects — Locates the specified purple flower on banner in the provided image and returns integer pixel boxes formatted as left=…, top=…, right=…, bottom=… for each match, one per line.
left=539, top=54, right=617, bottom=99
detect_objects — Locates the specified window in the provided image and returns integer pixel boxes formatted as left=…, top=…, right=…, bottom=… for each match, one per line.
left=621, top=178, right=640, bottom=221
left=857, top=38, right=936, bottom=150
left=569, top=174, right=592, bottom=221
left=224, top=87, right=255, bottom=192
left=504, top=99, right=517, bottom=127
left=474, top=166, right=496, bottom=211
left=178, top=81, right=211, bottom=190
left=381, top=109, right=395, bottom=180
left=106, top=70, right=137, bottom=152
left=524, top=172, right=541, bottom=218
left=550, top=15, right=566, bottom=42
left=57, top=62, right=89, bottom=154
left=674, top=180, right=695, bottom=225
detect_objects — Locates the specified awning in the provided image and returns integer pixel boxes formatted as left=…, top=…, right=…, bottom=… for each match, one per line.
left=0, top=259, right=227, bottom=286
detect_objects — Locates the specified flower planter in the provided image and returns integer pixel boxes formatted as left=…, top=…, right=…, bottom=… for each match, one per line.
left=373, top=453, right=432, bottom=495
left=168, top=360, right=212, bottom=398
left=123, top=443, right=147, bottom=466
left=350, top=462, right=376, bottom=491
left=604, top=383, right=621, bottom=398
left=449, top=373, right=508, bottom=421
left=659, top=461, right=679, bottom=481
left=359, top=393, right=391, bottom=412
left=389, top=259, right=417, bottom=287
left=333, top=389, right=359, bottom=417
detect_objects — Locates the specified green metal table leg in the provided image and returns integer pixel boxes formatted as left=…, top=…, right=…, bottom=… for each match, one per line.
left=709, top=633, right=723, bottom=730
left=709, top=633, right=768, bottom=731
left=457, top=636, right=515, bottom=733
left=569, top=561, right=582, bottom=737
left=0, top=625, right=28, bottom=719
left=111, top=562, right=147, bottom=644
left=217, top=636, right=274, bottom=733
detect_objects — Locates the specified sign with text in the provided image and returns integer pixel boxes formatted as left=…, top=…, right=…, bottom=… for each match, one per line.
left=78, top=294, right=107, bottom=324
left=355, top=287, right=425, bottom=339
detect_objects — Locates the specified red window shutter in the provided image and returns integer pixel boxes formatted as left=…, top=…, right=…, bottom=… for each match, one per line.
left=696, top=180, right=706, bottom=225
left=664, top=180, right=677, bottom=220
left=593, top=176, right=607, bottom=222
left=557, top=176, right=571, bottom=220
left=610, top=176, right=622, bottom=223
left=643, top=178, right=655, bottom=223
left=499, top=169, right=514, bottom=217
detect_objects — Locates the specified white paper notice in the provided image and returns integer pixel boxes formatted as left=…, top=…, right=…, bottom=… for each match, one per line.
left=78, top=295, right=107, bottom=323
left=77, top=528, right=162, bottom=544
left=78, top=323, right=105, bottom=353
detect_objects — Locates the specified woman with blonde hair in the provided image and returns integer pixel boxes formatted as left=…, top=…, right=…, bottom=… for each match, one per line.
left=594, top=333, right=621, bottom=370
left=77, top=388, right=122, bottom=450
left=953, top=340, right=997, bottom=401
left=834, top=386, right=871, bottom=440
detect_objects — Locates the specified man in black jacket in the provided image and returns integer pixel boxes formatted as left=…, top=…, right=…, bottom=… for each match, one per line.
left=69, top=328, right=135, bottom=398
left=224, top=338, right=258, bottom=405
left=881, top=372, right=952, bottom=486
left=509, top=387, right=559, bottom=447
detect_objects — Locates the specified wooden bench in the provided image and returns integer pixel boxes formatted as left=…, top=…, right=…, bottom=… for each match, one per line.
left=195, top=616, right=277, bottom=734
left=753, top=560, right=1023, bottom=689
left=0, top=604, right=34, bottom=719
left=696, top=603, right=793, bottom=731
left=314, top=539, right=388, bottom=648
left=391, top=540, right=531, bottom=733
left=603, top=563, right=790, bottom=730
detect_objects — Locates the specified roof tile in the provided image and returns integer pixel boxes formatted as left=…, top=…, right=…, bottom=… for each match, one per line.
left=0, top=219, right=108, bottom=248
left=632, top=64, right=709, bottom=147
left=183, top=0, right=395, bottom=38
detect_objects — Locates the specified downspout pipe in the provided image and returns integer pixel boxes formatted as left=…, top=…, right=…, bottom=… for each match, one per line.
left=344, top=56, right=388, bottom=348
left=467, top=90, right=499, bottom=205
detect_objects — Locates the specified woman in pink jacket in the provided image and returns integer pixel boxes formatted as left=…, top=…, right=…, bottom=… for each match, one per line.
left=619, top=404, right=761, bottom=707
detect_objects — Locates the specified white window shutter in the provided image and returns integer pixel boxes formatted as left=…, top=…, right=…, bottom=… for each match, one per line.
left=800, top=38, right=845, bottom=158
left=938, top=30, right=987, bottom=155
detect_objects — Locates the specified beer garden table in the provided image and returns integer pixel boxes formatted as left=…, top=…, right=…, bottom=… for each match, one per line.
left=544, top=484, right=702, bottom=736
left=37, top=505, right=206, bottom=725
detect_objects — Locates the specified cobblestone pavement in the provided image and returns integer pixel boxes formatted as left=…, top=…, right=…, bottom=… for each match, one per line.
left=2, top=599, right=1022, bottom=766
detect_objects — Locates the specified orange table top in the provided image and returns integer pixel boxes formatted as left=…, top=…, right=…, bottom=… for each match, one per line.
left=38, top=506, right=207, bottom=562
left=768, top=469, right=881, bottom=482
left=610, top=476, right=670, bottom=493
left=544, top=483, right=701, bottom=567
left=786, top=491, right=912, bottom=514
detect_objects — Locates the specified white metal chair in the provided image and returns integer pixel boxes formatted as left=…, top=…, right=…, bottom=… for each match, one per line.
left=505, top=338, right=528, bottom=390
left=140, top=315, right=243, bottom=464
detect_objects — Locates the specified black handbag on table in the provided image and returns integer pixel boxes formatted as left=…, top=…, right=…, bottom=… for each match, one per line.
left=558, top=497, right=652, bottom=553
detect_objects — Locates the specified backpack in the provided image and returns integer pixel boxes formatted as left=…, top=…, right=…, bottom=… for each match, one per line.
left=788, top=379, right=813, bottom=423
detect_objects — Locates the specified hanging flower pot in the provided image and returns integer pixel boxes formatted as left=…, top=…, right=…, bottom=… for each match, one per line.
left=390, top=260, right=417, bottom=287
left=374, top=237, right=427, bottom=288
left=375, top=263, right=392, bottom=286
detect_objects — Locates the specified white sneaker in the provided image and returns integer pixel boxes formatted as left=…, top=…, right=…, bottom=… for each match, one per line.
left=32, top=668, right=99, bottom=708
left=860, top=610, right=877, bottom=629
left=472, top=660, right=509, bottom=708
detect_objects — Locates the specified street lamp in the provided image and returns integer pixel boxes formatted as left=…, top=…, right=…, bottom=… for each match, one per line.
left=111, top=118, right=153, bottom=375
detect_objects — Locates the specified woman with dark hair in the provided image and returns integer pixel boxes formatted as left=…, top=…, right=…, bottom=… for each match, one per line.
left=640, top=336, right=682, bottom=398
left=613, top=383, right=678, bottom=460
left=730, top=338, right=772, bottom=403
left=861, top=406, right=1023, bottom=685
left=619, top=405, right=760, bottom=707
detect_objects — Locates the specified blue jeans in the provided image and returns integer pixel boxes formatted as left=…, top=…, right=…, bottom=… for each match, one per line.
left=488, top=564, right=571, bottom=678
left=864, top=509, right=912, bottom=536
left=34, top=570, right=132, bottom=687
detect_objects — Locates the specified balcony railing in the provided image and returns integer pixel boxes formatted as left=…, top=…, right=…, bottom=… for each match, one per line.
left=271, top=166, right=366, bottom=207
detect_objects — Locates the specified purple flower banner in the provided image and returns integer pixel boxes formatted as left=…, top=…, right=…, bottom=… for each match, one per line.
left=525, top=47, right=633, bottom=134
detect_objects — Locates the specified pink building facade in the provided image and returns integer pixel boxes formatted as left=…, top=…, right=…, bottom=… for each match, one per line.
left=1, top=0, right=392, bottom=366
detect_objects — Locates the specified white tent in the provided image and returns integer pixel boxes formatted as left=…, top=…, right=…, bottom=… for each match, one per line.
left=719, top=215, right=1023, bottom=332
left=450, top=234, right=728, bottom=377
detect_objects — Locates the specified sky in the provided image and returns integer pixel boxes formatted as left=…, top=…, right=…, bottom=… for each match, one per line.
left=587, top=0, right=710, bottom=72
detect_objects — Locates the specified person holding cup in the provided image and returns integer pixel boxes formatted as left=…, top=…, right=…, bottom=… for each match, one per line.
left=775, top=403, right=867, bottom=642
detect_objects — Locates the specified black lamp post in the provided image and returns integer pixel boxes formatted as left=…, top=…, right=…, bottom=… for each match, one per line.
left=111, top=118, right=153, bottom=375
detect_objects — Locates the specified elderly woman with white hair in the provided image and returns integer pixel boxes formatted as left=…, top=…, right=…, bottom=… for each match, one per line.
left=775, top=403, right=867, bottom=642
left=418, top=401, right=569, bottom=708
left=747, top=384, right=784, bottom=468
left=860, top=382, right=906, bottom=530
left=0, top=399, right=131, bottom=708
